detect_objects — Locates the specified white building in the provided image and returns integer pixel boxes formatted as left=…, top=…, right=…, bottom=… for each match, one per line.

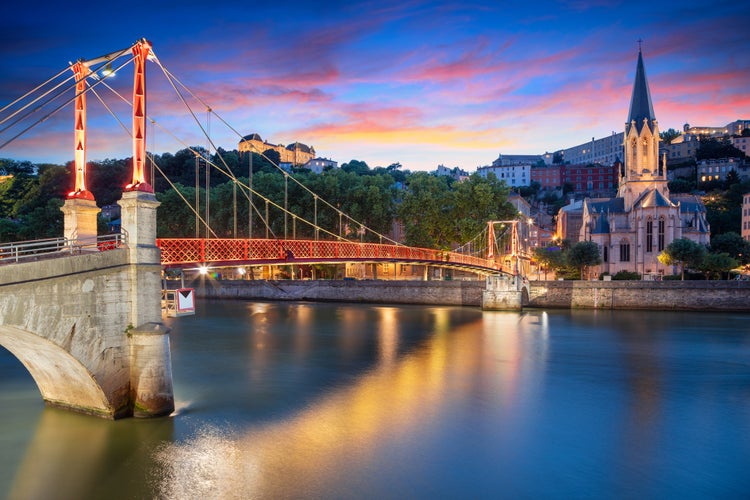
left=560, top=132, right=624, bottom=166
left=477, top=164, right=530, bottom=188
left=303, top=157, right=338, bottom=174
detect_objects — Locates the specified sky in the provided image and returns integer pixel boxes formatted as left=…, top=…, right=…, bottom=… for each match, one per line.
left=1, top=0, right=749, bottom=173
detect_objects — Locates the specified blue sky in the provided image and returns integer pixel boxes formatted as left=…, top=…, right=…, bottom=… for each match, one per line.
left=1, top=0, right=748, bottom=172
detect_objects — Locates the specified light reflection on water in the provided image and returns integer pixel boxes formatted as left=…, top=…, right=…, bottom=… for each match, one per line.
left=1, top=302, right=750, bottom=498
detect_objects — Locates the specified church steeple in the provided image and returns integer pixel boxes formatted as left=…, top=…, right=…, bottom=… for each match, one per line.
left=626, top=47, right=656, bottom=134
left=619, top=46, right=666, bottom=208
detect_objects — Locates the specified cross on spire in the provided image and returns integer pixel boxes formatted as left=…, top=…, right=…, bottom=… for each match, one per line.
left=637, top=38, right=643, bottom=51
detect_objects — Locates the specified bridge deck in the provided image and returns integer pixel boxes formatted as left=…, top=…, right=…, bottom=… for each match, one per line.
left=157, top=238, right=501, bottom=274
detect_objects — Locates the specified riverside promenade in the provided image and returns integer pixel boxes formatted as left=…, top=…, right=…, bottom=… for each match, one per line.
left=190, top=279, right=750, bottom=312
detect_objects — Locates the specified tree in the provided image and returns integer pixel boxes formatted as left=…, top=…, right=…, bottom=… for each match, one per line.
left=658, top=238, right=707, bottom=280
left=341, top=160, right=370, bottom=176
left=698, top=252, right=737, bottom=280
left=710, top=232, right=750, bottom=265
left=725, top=168, right=740, bottom=187
left=397, top=172, right=453, bottom=248
left=696, top=137, right=745, bottom=160
left=660, top=128, right=680, bottom=145
left=533, top=244, right=565, bottom=280
left=668, top=178, right=694, bottom=193
left=451, top=173, right=515, bottom=243
left=565, top=241, right=601, bottom=280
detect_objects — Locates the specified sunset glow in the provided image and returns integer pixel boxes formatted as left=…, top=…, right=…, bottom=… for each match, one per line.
left=1, top=1, right=748, bottom=171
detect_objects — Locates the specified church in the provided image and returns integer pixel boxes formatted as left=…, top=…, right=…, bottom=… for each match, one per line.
left=578, top=48, right=710, bottom=277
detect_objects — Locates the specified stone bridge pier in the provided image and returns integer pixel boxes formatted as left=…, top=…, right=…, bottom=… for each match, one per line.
left=0, top=191, right=174, bottom=419
left=481, top=274, right=529, bottom=311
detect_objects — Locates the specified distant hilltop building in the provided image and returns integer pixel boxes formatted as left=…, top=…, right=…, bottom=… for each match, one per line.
left=664, top=120, right=750, bottom=163
left=569, top=48, right=710, bottom=277
left=477, top=163, right=530, bottom=188
left=238, top=133, right=316, bottom=166
left=491, top=154, right=542, bottom=167
left=435, top=165, right=469, bottom=181
left=303, top=158, right=338, bottom=174
left=559, top=132, right=624, bottom=166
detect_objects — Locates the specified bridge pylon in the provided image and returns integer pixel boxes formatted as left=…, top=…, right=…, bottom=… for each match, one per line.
left=118, top=189, right=175, bottom=418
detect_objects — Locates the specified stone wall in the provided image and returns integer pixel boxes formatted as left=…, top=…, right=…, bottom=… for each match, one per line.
left=527, top=280, right=750, bottom=311
left=194, top=279, right=750, bottom=312
left=192, top=279, right=485, bottom=306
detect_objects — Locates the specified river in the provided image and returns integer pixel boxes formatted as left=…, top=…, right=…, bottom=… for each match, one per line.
left=1, top=300, right=749, bottom=498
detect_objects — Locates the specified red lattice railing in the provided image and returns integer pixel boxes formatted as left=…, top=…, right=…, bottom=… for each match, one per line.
left=156, top=238, right=500, bottom=272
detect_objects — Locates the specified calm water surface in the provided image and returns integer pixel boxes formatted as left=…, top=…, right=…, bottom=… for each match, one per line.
left=1, top=300, right=749, bottom=498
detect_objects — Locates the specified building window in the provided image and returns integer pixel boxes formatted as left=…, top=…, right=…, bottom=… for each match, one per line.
left=620, top=242, right=631, bottom=262
left=658, top=218, right=665, bottom=251
left=646, top=220, right=653, bottom=253
left=603, top=246, right=608, bottom=262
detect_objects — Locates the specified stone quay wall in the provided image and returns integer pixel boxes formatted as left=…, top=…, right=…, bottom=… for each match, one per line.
left=192, top=279, right=485, bottom=306
left=194, top=279, right=750, bottom=312
left=527, top=280, right=750, bottom=312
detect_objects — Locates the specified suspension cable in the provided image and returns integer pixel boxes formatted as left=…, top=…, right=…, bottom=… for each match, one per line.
left=152, top=59, right=401, bottom=246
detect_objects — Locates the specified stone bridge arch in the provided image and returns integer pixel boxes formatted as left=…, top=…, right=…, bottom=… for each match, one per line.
left=0, top=325, right=114, bottom=415
left=0, top=192, right=173, bottom=419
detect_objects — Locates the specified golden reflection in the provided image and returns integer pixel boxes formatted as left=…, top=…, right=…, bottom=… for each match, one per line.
left=337, top=306, right=370, bottom=359
left=154, top=309, right=551, bottom=498
left=9, top=407, right=173, bottom=499
left=292, top=303, right=313, bottom=358
left=375, top=307, right=399, bottom=365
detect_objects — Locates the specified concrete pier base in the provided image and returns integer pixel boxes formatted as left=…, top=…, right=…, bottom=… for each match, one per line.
left=129, top=322, right=175, bottom=418
left=61, top=197, right=100, bottom=242
left=482, top=275, right=524, bottom=311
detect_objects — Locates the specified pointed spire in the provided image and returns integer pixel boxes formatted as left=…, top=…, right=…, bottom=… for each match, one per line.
left=627, top=47, right=656, bottom=134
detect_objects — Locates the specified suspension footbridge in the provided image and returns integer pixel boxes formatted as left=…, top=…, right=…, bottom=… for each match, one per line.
left=0, top=38, right=530, bottom=418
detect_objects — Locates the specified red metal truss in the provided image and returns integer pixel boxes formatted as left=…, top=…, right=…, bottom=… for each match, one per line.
left=156, top=238, right=500, bottom=273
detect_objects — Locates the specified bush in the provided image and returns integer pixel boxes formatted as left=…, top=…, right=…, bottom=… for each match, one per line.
left=611, top=270, right=641, bottom=280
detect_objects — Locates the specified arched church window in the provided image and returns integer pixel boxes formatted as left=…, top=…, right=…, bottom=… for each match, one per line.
left=658, top=217, right=666, bottom=251
left=631, top=139, right=637, bottom=164
left=646, top=219, right=653, bottom=253
left=642, top=138, right=649, bottom=158
left=619, top=240, right=631, bottom=262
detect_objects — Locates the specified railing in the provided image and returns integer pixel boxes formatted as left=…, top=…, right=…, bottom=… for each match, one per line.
left=0, top=233, right=126, bottom=264
left=157, top=238, right=500, bottom=271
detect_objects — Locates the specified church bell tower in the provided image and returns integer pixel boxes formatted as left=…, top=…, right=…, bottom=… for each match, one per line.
left=618, top=47, right=668, bottom=211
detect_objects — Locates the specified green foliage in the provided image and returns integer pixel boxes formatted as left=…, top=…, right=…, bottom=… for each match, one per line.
left=532, top=245, right=566, bottom=279
left=397, top=172, right=515, bottom=249
left=659, top=128, right=680, bottom=145
left=611, top=270, right=641, bottom=280
left=710, top=232, right=750, bottom=265
left=703, top=181, right=750, bottom=237
left=668, top=178, right=695, bottom=193
left=341, top=159, right=370, bottom=176
left=516, top=181, right=541, bottom=199
left=565, top=240, right=602, bottom=279
left=698, top=252, right=738, bottom=280
left=659, top=238, right=707, bottom=280
left=696, top=137, right=745, bottom=160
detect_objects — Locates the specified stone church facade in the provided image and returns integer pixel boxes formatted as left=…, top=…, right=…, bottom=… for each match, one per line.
left=579, top=49, right=710, bottom=277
